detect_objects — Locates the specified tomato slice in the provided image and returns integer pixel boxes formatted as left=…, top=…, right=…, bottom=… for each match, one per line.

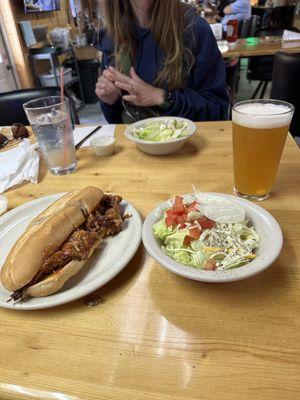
left=165, top=210, right=186, bottom=228
left=197, top=217, right=215, bottom=230
left=175, top=196, right=184, bottom=206
left=165, top=214, right=174, bottom=228
left=189, top=227, right=201, bottom=239
left=172, top=204, right=186, bottom=215
left=184, top=235, right=191, bottom=246
left=179, top=223, right=186, bottom=229
left=176, top=214, right=186, bottom=224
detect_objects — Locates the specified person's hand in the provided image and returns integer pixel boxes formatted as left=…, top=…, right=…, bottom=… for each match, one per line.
left=103, top=66, right=165, bottom=107
left=95, top=74, right=120, bottom=105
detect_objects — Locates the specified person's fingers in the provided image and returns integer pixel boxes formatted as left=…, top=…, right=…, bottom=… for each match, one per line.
left=114, top=80, right=132, bottom=93
left=103, top=78, right=118, bottom=92
left=130, top=67, right=141, bottom=81
left=95, top=88, right=106, bottom=98
left=103, top=69, right=115, bottom=81
left=99, top=75, right=112, bottom=85
left=122, top=94, right=137, bottom=103
left=108, top=66, right=132, bottom=83
left=97, top=77, right=118, bottom=94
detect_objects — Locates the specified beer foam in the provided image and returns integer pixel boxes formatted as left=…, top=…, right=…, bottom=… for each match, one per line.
left=232, top=103, right=293, bottom=129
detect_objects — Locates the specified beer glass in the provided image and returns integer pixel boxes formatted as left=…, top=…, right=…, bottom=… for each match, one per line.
left=232, top=99, right=294, bottom=201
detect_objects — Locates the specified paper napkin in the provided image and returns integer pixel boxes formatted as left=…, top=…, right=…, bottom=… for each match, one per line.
left=0, top=139, right=40, bottom=193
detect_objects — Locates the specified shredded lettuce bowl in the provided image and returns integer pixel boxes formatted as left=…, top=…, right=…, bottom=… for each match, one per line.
left=124, top=117, right=197, bottom=156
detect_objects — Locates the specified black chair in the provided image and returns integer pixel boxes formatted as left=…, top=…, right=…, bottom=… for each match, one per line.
left=0, top=87, right=80, bottom=126
left=247, top=28, right=283, bottom=99
left=238, top=19, right=251, bottom=39
left=238, top=16, right=259, bottom=39
left=235, top=16, right=259, bottom=95
left=271, top=51, right=300, bottom=137
left=269, top=6, right=296, bottom=30
left=225, top=58, right=240, bottom=111
left=248, top=15, right=259, bottom=37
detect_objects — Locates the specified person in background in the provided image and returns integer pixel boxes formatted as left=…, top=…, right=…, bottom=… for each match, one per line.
left=95, top=0, right=229, bottom=123
left=217, top=0, right=232, bottom=18
left=222, top=0, right=251, bottom=28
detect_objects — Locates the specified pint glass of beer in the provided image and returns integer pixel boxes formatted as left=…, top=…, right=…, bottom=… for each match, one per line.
left=232, top=100, right=294, bottom=201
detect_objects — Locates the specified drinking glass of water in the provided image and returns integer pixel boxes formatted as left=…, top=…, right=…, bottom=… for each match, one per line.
left=23, top=96, right=77, bottom=175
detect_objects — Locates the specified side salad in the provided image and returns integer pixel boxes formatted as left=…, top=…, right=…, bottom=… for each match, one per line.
left=129, top=119, right=189, bottom=142
left=153, top=194, right=260, bottom=271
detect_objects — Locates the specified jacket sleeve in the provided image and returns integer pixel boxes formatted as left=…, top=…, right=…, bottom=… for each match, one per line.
left=164, top=18, right=229, bottom=121
left=98, top=32, right=123, bottom=123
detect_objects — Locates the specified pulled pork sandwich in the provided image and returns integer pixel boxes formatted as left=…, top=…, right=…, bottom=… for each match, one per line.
left=1, top=187, right=126, bottom=301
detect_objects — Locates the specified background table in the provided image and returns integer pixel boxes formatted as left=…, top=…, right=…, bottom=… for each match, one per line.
left=1, top=122, right=300, bottom=400
left=222, top=36, right=300, bottom=58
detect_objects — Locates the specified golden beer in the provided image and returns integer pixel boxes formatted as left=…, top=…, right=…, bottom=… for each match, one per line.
left=232, top=101, right=294, bottom=200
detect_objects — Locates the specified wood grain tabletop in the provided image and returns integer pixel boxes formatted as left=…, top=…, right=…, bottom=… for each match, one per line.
left=222, top=37, right=300, bottom=58
left=0, top=121, right=299, bottom=400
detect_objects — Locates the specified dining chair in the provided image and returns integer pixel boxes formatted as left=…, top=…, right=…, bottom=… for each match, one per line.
left=270, top=51, right=300, bottom=137
left=247, top=28, right=283, bottom=99
left=0, top=87, right=80, bottom=126
left=225, top=58, right=239, bottom=113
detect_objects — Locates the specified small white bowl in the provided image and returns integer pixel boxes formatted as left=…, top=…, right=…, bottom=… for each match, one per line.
left=90, top=136, right=116, bottom=156
left=142, top=193, right=283, bottom=283
left=124, top=116, right=197, bottom=156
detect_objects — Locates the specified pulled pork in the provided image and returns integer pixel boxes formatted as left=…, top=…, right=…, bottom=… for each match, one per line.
left=10, top=194, right=125, bottom=302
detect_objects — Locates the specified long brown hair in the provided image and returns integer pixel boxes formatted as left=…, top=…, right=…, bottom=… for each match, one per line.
left=101, top=0, right=195, bottom=90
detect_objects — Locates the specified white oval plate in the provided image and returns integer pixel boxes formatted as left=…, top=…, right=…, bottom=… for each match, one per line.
left=0, top=194, right=142, bottom=310
left=142, top=193, right=283, bottom=283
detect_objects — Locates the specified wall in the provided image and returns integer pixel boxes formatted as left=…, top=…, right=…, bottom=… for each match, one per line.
left=7, top=0, right=72, bottom=87
left=12, top=0, right=70, bottom=32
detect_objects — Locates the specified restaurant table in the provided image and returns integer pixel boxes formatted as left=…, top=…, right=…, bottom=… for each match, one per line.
left=222, top=36, right=300, bottom=58
left=1, top=122, right=300, bottom=400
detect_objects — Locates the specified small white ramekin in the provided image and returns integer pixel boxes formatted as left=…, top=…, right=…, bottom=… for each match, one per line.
left=90, top=137, right=116, bottom=156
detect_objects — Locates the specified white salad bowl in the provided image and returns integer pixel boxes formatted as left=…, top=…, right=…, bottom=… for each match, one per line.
left=124, top=116, right=197, bottom=156
left=142, top=193, right=283, bottom=283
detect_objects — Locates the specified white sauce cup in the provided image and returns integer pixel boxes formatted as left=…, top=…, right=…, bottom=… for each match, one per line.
left=90, top=136, right=116, bottom=156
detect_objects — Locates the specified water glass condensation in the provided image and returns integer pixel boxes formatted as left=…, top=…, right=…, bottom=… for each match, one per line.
left=23, top=96, right=77, bottom=175
left=232, top=99, right=294, bottom=201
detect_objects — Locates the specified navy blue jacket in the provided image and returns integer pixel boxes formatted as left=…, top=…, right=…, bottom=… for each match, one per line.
left=99, top=15, right=229, bottom=123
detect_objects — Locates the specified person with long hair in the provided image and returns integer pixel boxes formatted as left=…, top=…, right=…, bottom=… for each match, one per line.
left=96, top=0, right=229, bottom=123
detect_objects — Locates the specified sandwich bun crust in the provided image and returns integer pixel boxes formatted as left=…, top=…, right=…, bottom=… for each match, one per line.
left=0, top=187, right=104, bottom=292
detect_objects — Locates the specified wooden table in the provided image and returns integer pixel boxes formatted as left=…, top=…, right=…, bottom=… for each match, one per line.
left=1, top=122, right=300, bottom=400
left=222, top=36, right=300, bottom=58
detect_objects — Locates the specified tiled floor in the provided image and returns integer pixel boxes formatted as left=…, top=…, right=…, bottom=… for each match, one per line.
left=78, top=102, right=108, bottom=125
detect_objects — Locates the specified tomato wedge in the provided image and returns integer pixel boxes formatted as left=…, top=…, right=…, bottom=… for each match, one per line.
left=172, top=204, right=186, bottom=215
left=165, top=210, right=186, bottom=227
left=165, top=214, right=174, bottom=228
left=184, top=235, right=191, bottom=246
left=175, top=196, right=184, bottom=206
left=189, top=227, right=201, bottom=239
left=197, top=217, right=215, bottom=230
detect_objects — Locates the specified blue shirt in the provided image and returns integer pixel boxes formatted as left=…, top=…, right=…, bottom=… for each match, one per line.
left=99, top=15, right=229, bottom=123
left=222, top=0, right=251, bottom=27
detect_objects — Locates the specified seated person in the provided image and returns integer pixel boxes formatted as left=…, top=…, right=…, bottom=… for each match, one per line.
left=216, top=0, right=231, bottom=21
left=222, top=0, right=251, bottom=29
left=96, top=0, right=229, bottom=123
